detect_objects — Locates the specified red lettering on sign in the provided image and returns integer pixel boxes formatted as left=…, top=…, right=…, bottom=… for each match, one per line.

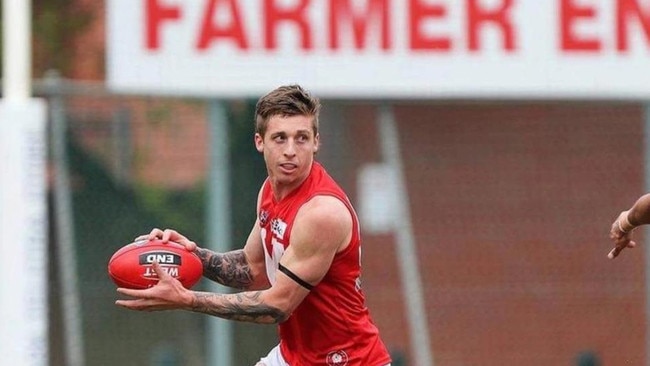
left=409, top=0, right=450, bottom=51
left=560, top=0, right=601, bottom=52
left=141, top=0, right=650, bottom=56
left=197, top=0, right=249, bottom=50
left=146, top=0, right=181, bottom=50
left=467, top=0, right=516, bottom=52
left=265, top=0, right=312, bottom=50
left=617, top=0, right=650, bottom=51
left=328, top=0, right=390, bottom=50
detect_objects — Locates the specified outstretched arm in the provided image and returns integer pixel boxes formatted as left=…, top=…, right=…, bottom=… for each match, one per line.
left=116, top=226, right=291, bottom=324
left=608, top=193, right=650, bottom=259
left=116, top=261, right=286, bottom=323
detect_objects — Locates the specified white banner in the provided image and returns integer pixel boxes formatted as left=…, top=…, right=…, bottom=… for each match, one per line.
left=108, top=0, right=650, bottom=99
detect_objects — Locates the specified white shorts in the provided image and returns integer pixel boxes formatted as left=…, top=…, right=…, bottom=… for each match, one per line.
left=256, top=345, right=289, bottom=366
left=256, top=344, right=391, bottom=366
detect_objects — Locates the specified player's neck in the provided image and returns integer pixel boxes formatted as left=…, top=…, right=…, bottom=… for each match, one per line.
left=268, top=161, right=315, bottom=201
left=270, top=176, right=307, bottom=202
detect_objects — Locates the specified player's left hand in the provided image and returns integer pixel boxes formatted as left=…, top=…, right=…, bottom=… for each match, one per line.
left=133, top=228, right=198, bottom=252
left=116, top=261, right=194, bottom=311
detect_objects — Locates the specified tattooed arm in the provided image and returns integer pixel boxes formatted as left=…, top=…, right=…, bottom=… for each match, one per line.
left=116, top=196, right=351, bottom=324
left=195, top=215, right=270, bottom=290
left=140, top=186, right=270, bottom=290
left=137, top=218, right=271, bottom=291
left=116, top=261, right=296, bottom=324
left=117, top=189, right=353, bottom=325
left=116, top=223, right=309, bottom=323
left=191, top=290, right=287, bottom=323
left=194, top=249, right=254, bottom=289
left=116, top=222, right=290, bottom=323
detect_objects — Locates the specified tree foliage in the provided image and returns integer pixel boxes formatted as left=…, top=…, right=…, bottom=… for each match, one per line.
left=0, top=0, right=95, bottom=78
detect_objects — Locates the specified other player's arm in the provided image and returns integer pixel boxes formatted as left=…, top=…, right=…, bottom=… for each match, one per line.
left=609, top=193, right=650, bottom=259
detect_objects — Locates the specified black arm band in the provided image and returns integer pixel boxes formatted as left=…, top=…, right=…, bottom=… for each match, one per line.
left=278, top=263, right=314, bottom=291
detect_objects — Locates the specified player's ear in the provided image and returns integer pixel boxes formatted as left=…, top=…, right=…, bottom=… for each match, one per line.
left=313, top=133, right=320, bottom=154
left=254, top=133, right=264, bottom=153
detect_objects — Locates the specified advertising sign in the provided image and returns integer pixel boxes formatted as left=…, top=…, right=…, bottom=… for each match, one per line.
left=108, top=0, right=650, bottom=99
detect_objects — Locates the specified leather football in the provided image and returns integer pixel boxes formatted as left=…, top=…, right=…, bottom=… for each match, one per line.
left=108, top=239, right=203, bottom=289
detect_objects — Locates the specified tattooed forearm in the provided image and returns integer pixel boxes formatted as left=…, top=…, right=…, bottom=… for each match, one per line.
left=195, top=248, right=253, bottom=289
left=191, top=291, right=287, bottom=324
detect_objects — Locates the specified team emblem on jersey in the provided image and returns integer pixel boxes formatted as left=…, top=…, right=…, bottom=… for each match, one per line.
left=326, top=350, right=349, bottom=366
left=270, top=218, right=287, bottom=239
left=259, top=210, right=270, bottom=226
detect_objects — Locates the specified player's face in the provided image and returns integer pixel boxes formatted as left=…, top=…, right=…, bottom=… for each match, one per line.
left=255, top=114, right=319, bottom=192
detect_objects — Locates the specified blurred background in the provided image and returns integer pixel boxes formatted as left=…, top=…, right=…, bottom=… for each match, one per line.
left=3, top=0, right=649, bottom=365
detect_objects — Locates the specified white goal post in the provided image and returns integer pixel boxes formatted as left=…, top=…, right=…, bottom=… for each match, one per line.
left=0, top=1, right=48, bottom=365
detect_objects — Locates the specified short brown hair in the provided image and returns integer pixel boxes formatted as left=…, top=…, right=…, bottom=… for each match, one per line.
left=254, top=84, right=321, bottom=137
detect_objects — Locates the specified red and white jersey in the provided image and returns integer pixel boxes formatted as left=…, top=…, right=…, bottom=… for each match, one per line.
left=258, top=162, right=391, bottom=366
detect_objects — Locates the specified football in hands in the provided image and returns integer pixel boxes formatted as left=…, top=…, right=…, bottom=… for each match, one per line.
left=108, top=239, right=203, bottom=289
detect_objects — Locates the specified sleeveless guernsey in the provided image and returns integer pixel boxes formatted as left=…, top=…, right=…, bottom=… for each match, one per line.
left=258, top=162, right=391, bottom=366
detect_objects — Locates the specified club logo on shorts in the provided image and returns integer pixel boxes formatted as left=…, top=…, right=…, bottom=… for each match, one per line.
left=326, top=350, right=349, bottom=366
